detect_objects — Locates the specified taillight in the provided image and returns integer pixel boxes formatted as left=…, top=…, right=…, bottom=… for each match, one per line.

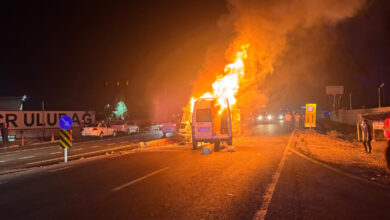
left=93, top=128, right=98, bottom=130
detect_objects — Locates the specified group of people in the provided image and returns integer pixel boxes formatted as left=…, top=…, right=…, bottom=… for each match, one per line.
left=360, top=119, right=390, bottom=172
left=284, top=111, right=300, bottom=130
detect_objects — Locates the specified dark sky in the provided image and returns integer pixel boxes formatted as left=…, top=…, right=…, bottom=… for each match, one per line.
left=0, top=0, right=226, bottom=117
left=1, top=0, right=390, bottom=118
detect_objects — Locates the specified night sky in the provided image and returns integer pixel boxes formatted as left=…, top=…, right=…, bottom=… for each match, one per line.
left=1, top=0, right=389, bottom=119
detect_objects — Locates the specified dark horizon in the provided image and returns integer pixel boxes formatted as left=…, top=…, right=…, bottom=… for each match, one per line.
left=1, top=0, right=390, bottom=118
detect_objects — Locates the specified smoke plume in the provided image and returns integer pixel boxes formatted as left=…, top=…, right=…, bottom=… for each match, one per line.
left=190, top=0, right=368, bottom=115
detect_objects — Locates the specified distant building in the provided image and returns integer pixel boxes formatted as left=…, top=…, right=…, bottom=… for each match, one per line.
left=0, top=96, right=23, bottom=110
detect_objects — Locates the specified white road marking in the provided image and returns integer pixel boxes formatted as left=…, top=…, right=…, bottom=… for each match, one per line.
left=50, top=152, right=62, bottom=155
left=49, top=166, right=70, bottom=173
left=92, top=145, right=100, bottom=148
left=112, top=167, right=169, bottom=191
left=27, top=144, right=136, bottom=165
left=253, top=131, right=295, bottom=220
left=0, top=160, right=7, bottom=163
left=107, top=143, right=115, bottom=146
left=19, top=156, right=35, bottom=160
left=72, top=148, right=84, bottom=151
left=0, top=146, right=54, bottom=155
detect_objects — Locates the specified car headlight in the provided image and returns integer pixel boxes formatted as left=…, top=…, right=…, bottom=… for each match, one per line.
left=279, top=115, right=284, bottom=120
left=257, top=116, right=263, bottom=120
left=267, top=115, right=273, bottom=120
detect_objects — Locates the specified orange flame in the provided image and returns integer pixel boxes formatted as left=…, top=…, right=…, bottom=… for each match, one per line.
left=190, top=44, right=249, bottom=113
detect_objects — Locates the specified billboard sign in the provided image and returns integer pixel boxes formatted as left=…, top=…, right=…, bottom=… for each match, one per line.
left=0, top=111, right=95, bottom=130
left=326, top=86, right=344, bottom=95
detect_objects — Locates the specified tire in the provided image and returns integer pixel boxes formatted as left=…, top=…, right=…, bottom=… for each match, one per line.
left=227, top=138, right=233, bottom=146
left=162, top=132, right=166, bottom=138
left=192, top=140, right=198, bottom=150
left=214, top=141, right=220, bottom=152
left=136, top=128, right=139, bottom=134
left=99, top=132, right=104, bottom=138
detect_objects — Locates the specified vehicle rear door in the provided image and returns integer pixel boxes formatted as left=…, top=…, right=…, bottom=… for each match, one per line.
left=194, top=108, right=213, bottom=139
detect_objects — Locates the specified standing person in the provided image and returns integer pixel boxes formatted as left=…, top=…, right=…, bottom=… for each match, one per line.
left=285, top=112, right=292, bottom=130
left=294, top=113, right=301, bottom=129
left=0, top=123, right=4, bottom=147
left=360, top=119, right=372, bottom=153
left=384, top=117, right=390, bottom=172
left=1, top=123, right=9, bottom=147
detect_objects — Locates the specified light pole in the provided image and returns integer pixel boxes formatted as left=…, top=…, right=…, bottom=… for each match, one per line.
left=378, top=82, right=384, bottom=108
left=20, top=95, right=27, bottom=110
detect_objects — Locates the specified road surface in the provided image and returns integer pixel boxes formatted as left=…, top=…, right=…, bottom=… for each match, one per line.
left=0, top=123, right=389, bottom=219
left=0, top=130, right=163, bottom=172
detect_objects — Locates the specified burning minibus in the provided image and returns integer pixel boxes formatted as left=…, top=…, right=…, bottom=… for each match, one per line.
left=191, top=98, right=233, bottom=151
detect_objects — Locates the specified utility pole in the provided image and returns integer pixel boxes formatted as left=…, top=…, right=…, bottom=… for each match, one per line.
left=378, top=82, right=385, bottom=108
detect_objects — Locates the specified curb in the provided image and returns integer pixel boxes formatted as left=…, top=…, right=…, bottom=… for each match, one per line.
left=289, top=135, right=390, bottom=189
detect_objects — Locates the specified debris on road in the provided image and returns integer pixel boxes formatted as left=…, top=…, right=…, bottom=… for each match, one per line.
left=137, top=142, right=147, bottom=148
left=202, top=148, right=211, bottom=155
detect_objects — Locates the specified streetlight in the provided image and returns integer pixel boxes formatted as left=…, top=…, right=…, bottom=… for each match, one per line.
left=20, top=95, right=27, bottom=110
left=378, top=82, right=385, bottom=108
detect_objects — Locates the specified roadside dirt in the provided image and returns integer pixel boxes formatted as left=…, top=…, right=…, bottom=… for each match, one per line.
left=294, top=129, right=390, bottom=185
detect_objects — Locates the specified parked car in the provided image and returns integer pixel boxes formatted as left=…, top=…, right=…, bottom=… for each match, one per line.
left=81, top=122, right=116, bottom=138
left=160, top=122, right=177, bottom=137
left=111, top=121, right=139, bottom=135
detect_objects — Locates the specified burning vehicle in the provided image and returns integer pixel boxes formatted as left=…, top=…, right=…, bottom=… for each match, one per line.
left=191, top=98, right=233, bottom=151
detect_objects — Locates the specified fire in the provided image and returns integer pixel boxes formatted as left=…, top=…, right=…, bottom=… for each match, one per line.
left=190, top=44, right=249, bottom=113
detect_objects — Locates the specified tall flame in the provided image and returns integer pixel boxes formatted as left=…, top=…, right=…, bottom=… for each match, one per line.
left=190, top=44, right=249, bottom=113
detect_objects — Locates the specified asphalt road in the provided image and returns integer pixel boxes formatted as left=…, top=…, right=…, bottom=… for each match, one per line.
left=0, top=130, right=164, bottom=172
left=0, top=123, right=389, bottom=219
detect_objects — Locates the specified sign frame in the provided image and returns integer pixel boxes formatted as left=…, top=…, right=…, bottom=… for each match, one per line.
left=305, top=103, right=317, bottom=128
left=326, top=86, right=344, bottom=95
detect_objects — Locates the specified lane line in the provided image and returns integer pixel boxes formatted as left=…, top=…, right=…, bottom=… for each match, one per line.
left=92, top=145, right=100, bottom=148
left=0, top=146, right=54, bottom=155
left=107, top=143, right=115, bottom=146
left=253, top=131, right=295, bottom=220
left=72, top=148, right=84, bottom=151
left=27, top=144, right=137, bottom=165
left=19, top=156, right=35, bottom=160
left=50, top=152, right=61, bottom=155
left=289, top=147, right=390, bottom=190
left=0, top=134, right=140, bottom=155
left=112, top=167, right=169, bottom=192
left=0, top=160, right=7, bottom=163
left=49, top=166, right=70, bottom=173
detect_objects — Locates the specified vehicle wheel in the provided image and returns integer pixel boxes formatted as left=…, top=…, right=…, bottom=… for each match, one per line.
left=192, top=141, right=197, bottom=150
left=227, top=138, right=233, bottom=146
left=136, top=128, right=139, bottom=134
left=99, top=132, right=104, bottom=138
left=113, top=131, right=116, bottom=137
left=162, top=132, right=166, bottom=138
left=214, top=141, right=221, bottom=152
